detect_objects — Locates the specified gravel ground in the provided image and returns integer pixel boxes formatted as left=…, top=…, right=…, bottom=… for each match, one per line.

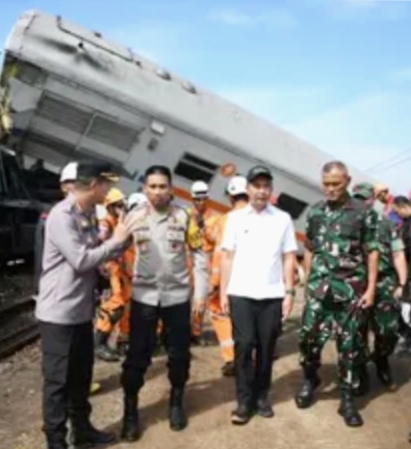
left=1, top=297, right=411, bottom=449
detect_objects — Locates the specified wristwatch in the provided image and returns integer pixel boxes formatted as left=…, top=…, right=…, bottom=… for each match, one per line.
left=285, top=288, right=296, bottom=297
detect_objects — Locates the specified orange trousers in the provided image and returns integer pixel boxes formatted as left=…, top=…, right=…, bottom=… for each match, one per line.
left=96, top=272, right=132, bottom=339
left=208, top=292, right=234, bottom=363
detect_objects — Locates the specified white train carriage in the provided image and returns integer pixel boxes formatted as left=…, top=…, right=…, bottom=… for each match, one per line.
left=1, top=10, right=378, bottom=250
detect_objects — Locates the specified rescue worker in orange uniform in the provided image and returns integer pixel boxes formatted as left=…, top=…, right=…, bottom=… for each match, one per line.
left=208, top=175, right=249, bottom=376
left=94, top=188, right=135, bottom=361
left=187, top=180, right=221, bottom=344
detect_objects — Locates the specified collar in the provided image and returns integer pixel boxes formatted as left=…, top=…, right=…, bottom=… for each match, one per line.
left=245, top=203, right=275, bottom=215
left=323, top=193, right=356, bottom=211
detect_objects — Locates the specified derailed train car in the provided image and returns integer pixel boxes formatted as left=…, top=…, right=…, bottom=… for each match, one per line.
left=0, top=146, right=43, bottom=266
left=0, top=10, right=379, bottom=253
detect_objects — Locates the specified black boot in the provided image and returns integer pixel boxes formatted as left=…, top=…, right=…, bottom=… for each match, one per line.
left=94, top=331, right=120, bottom=362
left=69, top=420, right=116, bottom=448
left=337, top=391, right=363, bottom=427
left=374, top=356, right=394, bottom=388
left=169, top=387, right=187, bottom=431
left=46, top=434, right=68, bottom=449
left=255, top=395, right=274, bottom=418
left=221, top=361, right=235, bottom=377
left=121, top=395, right=140, bottom=442
left=295, top=365, right=321, bottom=409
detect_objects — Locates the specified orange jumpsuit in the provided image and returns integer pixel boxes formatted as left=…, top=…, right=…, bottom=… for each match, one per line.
left=187, top=206, right=220, bottom=337
left=208, top=201, right=248, bottom=363
left=95, top=214, right=135, bottom=340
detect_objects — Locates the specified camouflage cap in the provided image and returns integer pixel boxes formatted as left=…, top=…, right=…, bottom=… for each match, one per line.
left=352, top=182, right=374, bottom=200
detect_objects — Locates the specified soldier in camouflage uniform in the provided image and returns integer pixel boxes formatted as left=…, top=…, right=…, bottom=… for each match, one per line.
left=352, top=183, right=407, bottom=391
left=295, top=161, right=379, bottom=428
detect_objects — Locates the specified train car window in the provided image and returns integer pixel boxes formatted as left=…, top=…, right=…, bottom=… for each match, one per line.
left=276, top=193, right=308, bottom=220
left=174, top=152, right=218, bottom=183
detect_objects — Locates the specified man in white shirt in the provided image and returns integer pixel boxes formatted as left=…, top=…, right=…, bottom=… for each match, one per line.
left=220, top=165, right=297, bottom=425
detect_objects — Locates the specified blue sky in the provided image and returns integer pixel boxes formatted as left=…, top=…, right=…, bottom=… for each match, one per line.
left=1, top=0, right=411, bottom=193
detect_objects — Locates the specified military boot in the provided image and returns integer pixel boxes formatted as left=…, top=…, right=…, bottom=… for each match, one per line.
left=295, top=366, right=321, bottom=409
left=94, top=330, right=120, bottom=362
left=121, top=395, right=140, bottom=442
left=337, top=391, right=363, bottom=427
left=46, top=434, right=68, bottom=449
left=374, top=356, right=394, bottom=388
left=169, top=387, right=187, bottom=431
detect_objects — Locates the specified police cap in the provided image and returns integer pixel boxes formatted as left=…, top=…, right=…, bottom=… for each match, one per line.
left=76, top=161, right=119, bottom=183
left=247, top=165, right=273, bottom=183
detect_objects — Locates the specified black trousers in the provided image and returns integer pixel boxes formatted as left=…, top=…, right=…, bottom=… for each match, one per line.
left=39, top=321, right=94, bottom=446
left=229, top=296, right=282, bottom=406
left=121, top=300, right=191, bottom=395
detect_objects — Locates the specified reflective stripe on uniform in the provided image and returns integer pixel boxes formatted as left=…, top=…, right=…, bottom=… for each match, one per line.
left=220, top=338, right=234, bottom=348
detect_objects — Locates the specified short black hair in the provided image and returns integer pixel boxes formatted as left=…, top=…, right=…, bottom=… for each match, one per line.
left=322, top=161, right=348, bottom=174
left=393, top=195, right=411, bottom=207
left=76, top=160, right=118, bottom=185
left=144, top=165, right=172, bottom=184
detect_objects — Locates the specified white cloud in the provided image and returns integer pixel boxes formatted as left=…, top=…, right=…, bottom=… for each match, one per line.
left=282, top=90, right=411, bottom=193
left=312, top=0, right=409, bottom=20
left=207, top=7, right=297, bottom=28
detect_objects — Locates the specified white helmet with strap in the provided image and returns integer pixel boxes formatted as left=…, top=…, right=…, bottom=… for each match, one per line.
left=190, top=180, right=209, bottom=199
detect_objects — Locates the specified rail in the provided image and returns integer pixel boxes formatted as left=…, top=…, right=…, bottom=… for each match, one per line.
left=0, top=294, right=39, bottom=360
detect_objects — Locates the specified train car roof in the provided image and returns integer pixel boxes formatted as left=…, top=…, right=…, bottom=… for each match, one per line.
left=5, top=10, right=379, bottom=189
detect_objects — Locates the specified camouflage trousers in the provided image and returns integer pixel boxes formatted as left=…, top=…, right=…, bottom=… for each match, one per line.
left=299, top=291, right=369, bottom=392
left=365, top=278, right=400, bottom=358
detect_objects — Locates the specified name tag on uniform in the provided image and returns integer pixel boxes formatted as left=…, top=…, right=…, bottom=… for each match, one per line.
left=166, top=226, right=185, bottom=242
left=135, top=226, right=150, bottom=242
left=166, top=226, right=185, bottom=253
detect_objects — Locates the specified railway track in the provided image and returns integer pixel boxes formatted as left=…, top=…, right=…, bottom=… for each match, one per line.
left=0, top=262, right=39, bottom=360
left=0, top=294, right=38, bottom=360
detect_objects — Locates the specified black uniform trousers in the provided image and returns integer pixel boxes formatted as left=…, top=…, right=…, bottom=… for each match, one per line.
left=121, top=300, right=191, bottom=395
left=39, top=320, right=94, bottom=446
left=229, top=296, right=282, bottom=407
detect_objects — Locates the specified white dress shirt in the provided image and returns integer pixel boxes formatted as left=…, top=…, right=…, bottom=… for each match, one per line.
left=221, top=203, right=297, bottom=299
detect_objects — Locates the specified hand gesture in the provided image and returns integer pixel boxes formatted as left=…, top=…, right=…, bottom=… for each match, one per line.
left=112, top=210, right=129, bottom=244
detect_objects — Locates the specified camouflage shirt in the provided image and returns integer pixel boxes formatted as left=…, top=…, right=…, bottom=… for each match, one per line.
left=376, top=215, right=404, bottom=280
left=305, top=195, right=379, bottom=302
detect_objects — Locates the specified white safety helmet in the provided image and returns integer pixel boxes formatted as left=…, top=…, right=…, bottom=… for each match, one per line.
left=128, top=192, right=148, bottom=210
left=60, top=162, right=78, bottom=183
left=227, top=175, right=247, bottom=196
left=191, top=180, right=209, bottom=199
